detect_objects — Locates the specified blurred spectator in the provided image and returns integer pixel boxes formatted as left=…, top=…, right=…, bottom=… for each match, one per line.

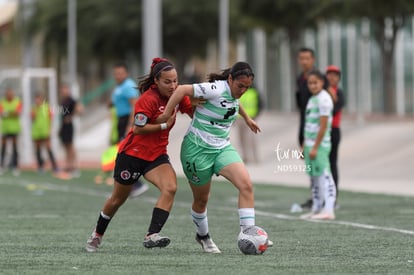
left=235, top=86, right=262, bottom=164
left=295, top=47, right=316, bottom=148
left=0, top=88, right=22, bottom=176
left=326, top=65, right=345, bottom=203
left=31, top=93, right=58, bottom=173
left=111, top=61, right=148, bottom=197
left=58, top=83, right=83, bottom=177
left=295, top=47, right=316, bottom=209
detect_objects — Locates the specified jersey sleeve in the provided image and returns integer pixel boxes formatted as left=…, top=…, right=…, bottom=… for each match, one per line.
left=134, top=94, right=157, bottom=125
left=179, top=95, right=193, bottom=116
left=319, top=92, right=333, bottom=117
left=192, top=82, right=220, bottom=100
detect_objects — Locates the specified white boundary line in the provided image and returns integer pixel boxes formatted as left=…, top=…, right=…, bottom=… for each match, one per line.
left=2, top=178, right=414, bottom=236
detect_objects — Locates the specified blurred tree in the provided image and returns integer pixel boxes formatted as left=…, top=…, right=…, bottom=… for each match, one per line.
left=162, top=0, right=244, bottom=80
left=337, top=0, right=414, bottom=113
left=240, top=0, right=414, bottom=114
left=27, top=0, right=142, bottom=83
left=239, top=0, right=335, bottom=79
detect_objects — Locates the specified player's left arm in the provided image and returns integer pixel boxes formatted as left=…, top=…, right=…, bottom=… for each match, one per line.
left=310, top=116, right=328, bottom=160
left=239, top=104, right=261, bottom=134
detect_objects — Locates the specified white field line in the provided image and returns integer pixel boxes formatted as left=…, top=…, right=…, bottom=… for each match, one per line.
left=2, top=178, right=414, bottom=236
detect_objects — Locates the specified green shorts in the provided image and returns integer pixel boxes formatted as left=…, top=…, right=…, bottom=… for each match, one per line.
left=304, top=146, right=331, bottom=176
left=180, top=133, right=242, bottom=185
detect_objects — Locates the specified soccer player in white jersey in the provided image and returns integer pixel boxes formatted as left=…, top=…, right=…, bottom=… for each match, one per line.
left=300, top=70, right=337, bottom=220
left=159, top=61, right=273, bottom=253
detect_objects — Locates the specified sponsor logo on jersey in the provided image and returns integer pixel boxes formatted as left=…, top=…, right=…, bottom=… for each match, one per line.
left=132, top=172, right=140, bottom=180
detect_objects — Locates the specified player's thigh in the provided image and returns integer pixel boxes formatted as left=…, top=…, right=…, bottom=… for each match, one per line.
left=216, top=146, right=250, bottom=190
left=180, top=137, right=215, bottom=185
left=306, top=147, right=330, bottom=176
left=144, top=163, right=177, bottom=192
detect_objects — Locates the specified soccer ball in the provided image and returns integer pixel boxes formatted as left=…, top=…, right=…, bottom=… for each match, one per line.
left=237, top=225, right=269, bottom=255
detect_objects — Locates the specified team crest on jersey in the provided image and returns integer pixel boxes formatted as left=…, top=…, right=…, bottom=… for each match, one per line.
left=134, top=113, right=148, bottom=126
left=120, top=170, right=131, bottom=180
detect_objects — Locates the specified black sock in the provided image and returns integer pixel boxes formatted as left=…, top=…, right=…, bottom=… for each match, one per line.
left=95, top=212, right=111, bottom=235
left=147, top=208, right=169, bottom=235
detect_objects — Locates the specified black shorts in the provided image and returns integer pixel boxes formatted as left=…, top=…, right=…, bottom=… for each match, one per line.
left=59, top=123, right=74, bottom=145
left=1, top=134, right=18, bottom=139
left=113, top=152, right=171, bottom=185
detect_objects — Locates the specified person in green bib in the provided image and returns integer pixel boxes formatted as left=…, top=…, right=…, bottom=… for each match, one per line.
left=0, top=88, right=22, bottom=175
left=235, top=86, right=262, bottom=164
left=31, top=93, right=58, bottom=173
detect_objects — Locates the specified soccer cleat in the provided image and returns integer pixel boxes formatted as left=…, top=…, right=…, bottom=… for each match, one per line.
left=85, top=231, right=103, bottom=252
left=196, top=234, right=221, bottom=253
left=311, top=211, right=335, bottom=220
left=143, top=233, right=171, bottom=248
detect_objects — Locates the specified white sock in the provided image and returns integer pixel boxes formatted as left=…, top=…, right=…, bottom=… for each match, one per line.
left=311, top=176, right=323, bottom=212
left=320, top=170, right=337, bottom=212
left=238, top=208, right=255, bottom=229
left=191, top=209, right=209, bottom=236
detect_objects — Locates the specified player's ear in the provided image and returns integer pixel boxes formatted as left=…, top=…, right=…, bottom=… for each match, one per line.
left=228, top=74, right=233, bottom=85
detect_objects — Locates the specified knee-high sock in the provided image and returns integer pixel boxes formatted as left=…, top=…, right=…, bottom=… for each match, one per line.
left=191, top=209, right=209, bottom=236
left=320, top=170, right=336, bottom=212
left=95, top=211, right=111, bottom=235
left=311, top=176, right=323, bottom=212
left=147, top=207, right=170, bottom=235
left=238, top=208, right=255, bottom=229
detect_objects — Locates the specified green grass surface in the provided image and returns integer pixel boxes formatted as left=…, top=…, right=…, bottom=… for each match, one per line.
left=1, top=170, right=413, bottom=274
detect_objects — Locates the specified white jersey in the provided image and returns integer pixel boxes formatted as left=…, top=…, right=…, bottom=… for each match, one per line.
left=304, top=90, right=333, bottom=148
left=187, top=80, right=239, bottom=148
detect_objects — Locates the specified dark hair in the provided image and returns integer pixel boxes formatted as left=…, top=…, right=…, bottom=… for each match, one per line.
left=298, top=47, right=315, bottom=57
left=207, top=61, right=254, bottom=82
left=138, top=58, right=175, bottom=93
left=308, top=69, right=325, bottom=81
left=113, top=61, right=129, bottom=71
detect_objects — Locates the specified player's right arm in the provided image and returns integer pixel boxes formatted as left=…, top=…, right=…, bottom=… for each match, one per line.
left=132, top=112, right=176, bottom=134
left=158, top=84, right=194, bottom=122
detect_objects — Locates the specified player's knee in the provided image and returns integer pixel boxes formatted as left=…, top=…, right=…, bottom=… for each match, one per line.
left=238, top=180, right=253, bottom=195
left=161, top=182, right=177, bottom=197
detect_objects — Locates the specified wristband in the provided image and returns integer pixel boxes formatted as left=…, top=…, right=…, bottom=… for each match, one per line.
left=160, top=123, right=167, bottom=130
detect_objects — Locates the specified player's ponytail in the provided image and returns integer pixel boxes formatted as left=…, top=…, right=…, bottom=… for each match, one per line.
left=207, top=61, right=254, bottom=83
left=138, top=58, right=175, bottom=93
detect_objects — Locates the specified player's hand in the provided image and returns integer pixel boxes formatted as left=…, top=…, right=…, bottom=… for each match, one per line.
left=156, top=113, right=168, bottom=123
left=309, top=147, right=317, bottom=160
left=245, top=118, right=261, bottom=134
left=190, top=96, right=206, bottom=107
left=166, top=110, right=177, bottom=129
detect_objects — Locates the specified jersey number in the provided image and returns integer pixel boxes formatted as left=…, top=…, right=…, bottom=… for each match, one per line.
left=186, top=161, right=197, bottom=173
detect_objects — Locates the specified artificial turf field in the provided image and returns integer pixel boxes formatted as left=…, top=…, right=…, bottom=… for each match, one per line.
left=0, top=169, right=413, bottom=275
